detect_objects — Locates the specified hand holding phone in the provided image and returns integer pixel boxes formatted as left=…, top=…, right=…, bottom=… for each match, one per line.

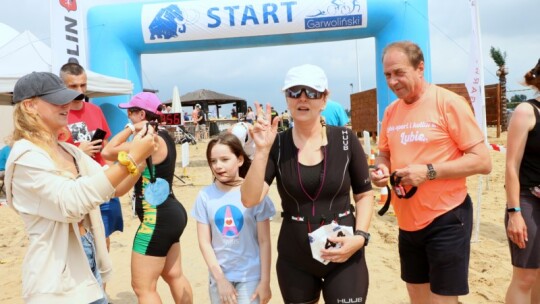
left=90, top=128, right=107, bottom=153
left=91, top=128, right=107, bottom=142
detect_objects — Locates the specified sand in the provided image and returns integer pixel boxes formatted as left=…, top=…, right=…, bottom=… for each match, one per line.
left=0, top=128, right=511, bottom=303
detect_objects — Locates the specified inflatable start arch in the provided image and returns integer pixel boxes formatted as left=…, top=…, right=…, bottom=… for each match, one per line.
left=88, top=0, right=430, bottom=133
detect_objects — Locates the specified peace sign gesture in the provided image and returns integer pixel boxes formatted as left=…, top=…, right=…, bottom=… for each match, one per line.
left=249, top=102, right=280, bottom=153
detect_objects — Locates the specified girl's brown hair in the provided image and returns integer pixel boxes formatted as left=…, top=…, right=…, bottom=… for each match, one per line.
left=524, top=59, right=540, bottom=92
left=206, top=133, right=251, bottom=181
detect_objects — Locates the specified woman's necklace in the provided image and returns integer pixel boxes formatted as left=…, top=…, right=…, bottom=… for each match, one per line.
left=56, top=143, right=80, bottom=177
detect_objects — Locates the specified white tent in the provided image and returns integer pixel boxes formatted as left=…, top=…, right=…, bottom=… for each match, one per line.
left=0, top=30, right=133, bottom=104
left=0, top=23, right=18, bottom=48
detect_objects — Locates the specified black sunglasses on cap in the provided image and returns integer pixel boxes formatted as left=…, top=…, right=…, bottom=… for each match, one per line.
left=286, top=86, right=324, bottom=99
left=389, top=171, right=417, bottom=199
left=128, top=107, right=143, bottom=114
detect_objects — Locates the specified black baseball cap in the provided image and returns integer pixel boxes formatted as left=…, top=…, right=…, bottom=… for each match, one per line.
left=12, top=72, right=83, bottom=105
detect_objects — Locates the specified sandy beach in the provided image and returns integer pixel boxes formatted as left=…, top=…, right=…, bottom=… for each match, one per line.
left=0, top=128, right=511, bottom=303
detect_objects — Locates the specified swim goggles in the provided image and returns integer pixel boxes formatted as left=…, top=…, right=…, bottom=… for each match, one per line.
left=390, top=171, right=417, bottom=199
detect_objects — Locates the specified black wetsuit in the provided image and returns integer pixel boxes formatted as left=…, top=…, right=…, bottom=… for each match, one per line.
left=264, top=126, right=372, bottom=303
left=519, top=99, right=540, bottom=190
left=133, top=130, right=188, bottom=257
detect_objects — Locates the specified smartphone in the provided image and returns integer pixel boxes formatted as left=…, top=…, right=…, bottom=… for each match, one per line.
left=91, top=128, right=107, bottom=142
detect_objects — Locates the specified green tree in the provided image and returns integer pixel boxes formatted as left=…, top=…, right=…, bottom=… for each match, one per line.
left=490, top=47, right=506, bottom=67
left=509, top=94, right=527, bottom=103
left=490, top=46, right=508, bottom=131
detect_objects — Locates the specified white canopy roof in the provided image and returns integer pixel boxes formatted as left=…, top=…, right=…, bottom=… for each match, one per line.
left=0, top=23, right=18, bottom=48
left=0, top=29, right=133, bottom=104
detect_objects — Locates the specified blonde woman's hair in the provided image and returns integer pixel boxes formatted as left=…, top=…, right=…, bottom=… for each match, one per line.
left=12, top=99, right=58, bottom=159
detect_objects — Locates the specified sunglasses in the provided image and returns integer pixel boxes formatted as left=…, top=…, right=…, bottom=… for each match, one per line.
left=128, top=107, right=142, bottom=114
left=74, top=94, right=85, bottom=101
left=389, top=172, right=417, bottom=199
left=286, top=86, right=324, bottom=99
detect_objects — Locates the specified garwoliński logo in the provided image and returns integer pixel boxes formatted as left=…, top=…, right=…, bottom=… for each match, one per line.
left=149, top=4, right=187, bottom=40
left=59, top=0, right=77, bottom=12
left=305, top=0, right=364, bottom=30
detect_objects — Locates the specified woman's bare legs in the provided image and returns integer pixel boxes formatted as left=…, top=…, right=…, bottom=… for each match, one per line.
left=131, top=244, right=193, bottom=304
left=131, top=252, right=166, bottom=304
left=161, top=243, right=193, bottom=304
left=505, top=267, right=540, bottom=304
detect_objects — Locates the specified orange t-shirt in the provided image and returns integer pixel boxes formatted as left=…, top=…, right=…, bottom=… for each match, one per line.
left=379, top=84, right=484, bottom=231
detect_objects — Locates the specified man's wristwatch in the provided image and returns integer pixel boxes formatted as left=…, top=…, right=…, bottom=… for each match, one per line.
left=354, top=230, right=370, bottom=246
left=427, top=163, right=437, bottom=180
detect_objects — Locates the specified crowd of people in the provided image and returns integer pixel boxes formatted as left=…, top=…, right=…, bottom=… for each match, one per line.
left=2, top=41, right=540, bottom=304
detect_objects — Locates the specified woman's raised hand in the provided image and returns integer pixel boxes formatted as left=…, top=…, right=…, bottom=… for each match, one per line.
left=249, top=102, right=279, bottom=152
left=133, top=120, right=148, bottom=133
left=129, top=123, right=158, bottom=163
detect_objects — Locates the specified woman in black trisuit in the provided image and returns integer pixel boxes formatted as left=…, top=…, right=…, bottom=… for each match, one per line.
left=241, top=64, right=374, bottom=303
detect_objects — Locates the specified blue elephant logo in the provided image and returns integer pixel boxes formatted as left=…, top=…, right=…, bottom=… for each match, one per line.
left=149, top=4, right=186, bottom=40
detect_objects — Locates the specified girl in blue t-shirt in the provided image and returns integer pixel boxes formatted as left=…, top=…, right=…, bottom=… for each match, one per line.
left=192, top=133, right=275, bottom=304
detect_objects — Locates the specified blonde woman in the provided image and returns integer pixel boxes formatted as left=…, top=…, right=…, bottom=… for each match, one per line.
left=5, top=72, right=156, bottom=303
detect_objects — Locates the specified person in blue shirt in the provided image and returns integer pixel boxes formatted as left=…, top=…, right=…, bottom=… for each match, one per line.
left=321, top=99, right=349, bottom=126
left=0, top=144, right=10, bottom=195
left=0, top=144, right=11, bottom=171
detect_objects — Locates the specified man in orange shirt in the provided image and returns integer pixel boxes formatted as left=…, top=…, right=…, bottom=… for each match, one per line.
left=371, top=41, right=492, bottom=304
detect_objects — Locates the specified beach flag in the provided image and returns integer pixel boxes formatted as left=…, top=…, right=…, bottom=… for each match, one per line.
left=50, top=0, right=88, bottom=72
left=465, top=0, right=487, bottom=139
left=466, top=0, right=487, bottom=243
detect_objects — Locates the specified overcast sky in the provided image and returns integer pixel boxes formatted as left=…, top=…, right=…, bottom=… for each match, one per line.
left=1, top=0, right=539, bottom=115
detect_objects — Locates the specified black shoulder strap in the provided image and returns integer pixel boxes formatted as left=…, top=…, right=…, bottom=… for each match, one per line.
left=377, top=185, right=392, bottom=216
left=527, top=99, right=540, bottom=109
left=527, top=99, right=540, bottom=119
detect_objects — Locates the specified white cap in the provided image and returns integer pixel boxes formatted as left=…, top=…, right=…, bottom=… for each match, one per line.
left=282, top=64, right=328, bottom=92
left=231, top=122, right=250, bottom=147
left=195, top=104, right=201, bottom=108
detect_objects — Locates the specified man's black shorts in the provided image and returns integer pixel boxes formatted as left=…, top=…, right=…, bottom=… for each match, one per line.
left=398, top=195, right=473, bottom=296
